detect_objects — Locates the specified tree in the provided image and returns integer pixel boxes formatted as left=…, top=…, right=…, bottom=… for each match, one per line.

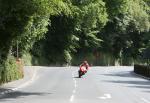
left=31, top=0, right=108, bottom=65
left=0, top=0, right=53, bottom=83
left=31, top=0, right=79, bottom=65
left=100, top=0, right=150, bottom=65
left=74, top=0, right=108, bottom=50
left=70, top=0, right=108, bottom=65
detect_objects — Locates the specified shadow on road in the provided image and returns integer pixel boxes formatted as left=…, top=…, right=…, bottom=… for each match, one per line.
left=0, top=89, right=52, bottom=100
left=105, top=80, right=150, bottom=85
left=101, top=71, right=150, bottom=92
left=73, top=76, right=80, bottom=78
left=102, top=71, right=139, bottom=78
left=128, top=85, right=150, bottom=89
left=0, top=88, right=13, bottom=93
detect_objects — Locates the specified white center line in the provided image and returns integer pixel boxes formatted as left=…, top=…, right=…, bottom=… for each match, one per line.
left=70, top=95, right=74, bottom=102
left=74, top=80, right=77, bottom=88
left=73, top=90, right=76, bottom=94
left=104, top=94, right=111, bottom=99
left=98, top=94, right=112, bottom=100
left=70, top=70, right=78, bottom=102
left=72, top=72, right=74, bottom=77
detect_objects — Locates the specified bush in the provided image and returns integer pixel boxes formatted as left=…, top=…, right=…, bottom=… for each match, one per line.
left=134, top=65, right=150, bottom=78
left=22, top=53, right=32, bottom=66
left=0, top=56, right=23, bottom=84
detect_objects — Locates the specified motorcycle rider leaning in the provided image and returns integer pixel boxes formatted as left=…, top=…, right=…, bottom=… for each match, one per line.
left=79, top=61, right=89, bottom=73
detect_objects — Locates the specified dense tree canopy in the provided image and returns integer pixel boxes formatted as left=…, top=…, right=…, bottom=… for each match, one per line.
left=100, top=0, right=150, bottom=61
left=0, top=0, right=150, bottom=83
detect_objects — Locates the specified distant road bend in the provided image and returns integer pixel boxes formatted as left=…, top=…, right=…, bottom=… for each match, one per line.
left=0, top=66, right=150, bottom=103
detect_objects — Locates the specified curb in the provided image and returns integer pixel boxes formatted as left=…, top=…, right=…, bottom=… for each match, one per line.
left=132, top=72, right=150, bottom=80
left=0, top=66, right=38, bottom=96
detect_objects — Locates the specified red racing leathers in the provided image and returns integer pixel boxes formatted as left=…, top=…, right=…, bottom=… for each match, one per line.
left=79, top=62, right=89, bottom=73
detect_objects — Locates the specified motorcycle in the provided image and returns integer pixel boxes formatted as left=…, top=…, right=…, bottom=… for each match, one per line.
left=78, top=66, right=87, bottom=78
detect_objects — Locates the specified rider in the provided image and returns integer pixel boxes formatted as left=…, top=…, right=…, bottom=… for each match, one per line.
left=79, top=61, right=89, bottom=73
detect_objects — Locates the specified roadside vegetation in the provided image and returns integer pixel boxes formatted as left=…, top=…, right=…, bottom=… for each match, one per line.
left=0, top=0, right=150, bottom=83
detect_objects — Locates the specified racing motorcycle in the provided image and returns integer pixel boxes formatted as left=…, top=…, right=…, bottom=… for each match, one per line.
left=78, top=66, right=87, bottom=78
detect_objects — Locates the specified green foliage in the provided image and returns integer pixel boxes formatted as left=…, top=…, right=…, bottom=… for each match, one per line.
left=41, top=14, right=77, bottom=65
left=22, top=53, right=32, bottom=66
left=75, top=0, right=108, bottom=49
left=0, top=0, right=52, bottom=59
left=30, top=0, right=150, bottom=66
left=31, top=0, right=108, bottom=65
left=100, top=0, right=150, bottom=62
left=127, top=0, right=149, bottom=32
left=0, top=0, right=54, bottom=83
left=0, top=55, right=23, bottom=84
left=0, top=0, right=150, bottom=73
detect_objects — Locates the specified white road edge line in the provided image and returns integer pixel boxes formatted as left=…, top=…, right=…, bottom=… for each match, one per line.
left=141, top=98, right=150, bottom=103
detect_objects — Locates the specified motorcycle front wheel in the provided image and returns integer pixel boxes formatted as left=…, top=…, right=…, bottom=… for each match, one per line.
left=78, top=70, right=82, bottom=78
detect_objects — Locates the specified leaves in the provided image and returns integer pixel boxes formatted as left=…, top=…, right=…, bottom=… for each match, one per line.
left=0, top=0, right=150, bottom=67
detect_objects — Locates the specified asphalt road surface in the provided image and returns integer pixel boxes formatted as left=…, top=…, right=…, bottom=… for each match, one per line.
left=0, top=66, right=150, bottom=103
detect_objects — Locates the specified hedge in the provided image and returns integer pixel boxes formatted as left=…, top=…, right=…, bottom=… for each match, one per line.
left=0, top=56, right=24, bottom=84
left=134, top=65, right=150, bottom=78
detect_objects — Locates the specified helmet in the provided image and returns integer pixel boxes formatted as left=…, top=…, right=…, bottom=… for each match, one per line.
left=83, top=61, right=87, bottom=64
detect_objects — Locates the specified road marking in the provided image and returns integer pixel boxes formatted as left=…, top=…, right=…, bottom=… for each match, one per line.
left=74, top=80, right=77, bottom=88
left=141, top=98, right=150, bottom=103
left=70, top=95, right=74, bottom=102
left=70, top=70, right=78, bottom=102
left=75, top=83, right=77, bottom=88
left=98, top=94, right=112, bottom=100
left=73, top=90, right=76, bottom=94
left=72, top=72, right=74, bottom=77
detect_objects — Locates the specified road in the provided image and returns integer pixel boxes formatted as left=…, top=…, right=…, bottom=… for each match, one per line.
left=0, top=66, right=150, bottom=103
